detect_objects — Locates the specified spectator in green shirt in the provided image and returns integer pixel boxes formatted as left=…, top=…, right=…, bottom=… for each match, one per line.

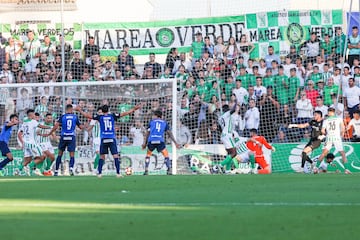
left=321, top=34, right=336, bottom=61
left=323, top=77, right=339, bottom=106
left=190, top=32, right=205, bottom=66
left=334, top=27, right=347, bottom=63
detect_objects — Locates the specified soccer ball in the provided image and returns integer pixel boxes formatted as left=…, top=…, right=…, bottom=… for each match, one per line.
left=125, top=167, right=133, bottom=176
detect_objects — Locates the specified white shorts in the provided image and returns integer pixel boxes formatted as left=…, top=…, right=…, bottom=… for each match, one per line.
left=221, top=134, right=236, bottom=149
left=324, top=138, right=343, bottom=152
left=235, top=151, right=251, bottom=163
left=23, top=142, right=43, bottom=158
left=40, top=142, right=54, bottom=154
left=93, top=138, right=100, bottom=153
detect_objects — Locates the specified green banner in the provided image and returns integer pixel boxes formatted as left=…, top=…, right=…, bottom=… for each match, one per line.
left=1, top=9, right=342, bottom=59
left=272, top=142, right=360, bottom=173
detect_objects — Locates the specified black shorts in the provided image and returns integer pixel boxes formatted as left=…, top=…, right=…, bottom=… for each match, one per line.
left=305, top=138, right=321, bottom=150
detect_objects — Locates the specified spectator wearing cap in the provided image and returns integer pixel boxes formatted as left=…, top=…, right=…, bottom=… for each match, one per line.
left=343, top=77, right=360, bottom=118
left=286, top=45, right=301, bottom=64
left=305, top=80, right=319, bottom=107
left=329, top=94, right=344, bottom=118
left=323, top=77, right=339, bottom=106
left=190, top=32, right=205, bottom=66
left=314, top=96, right=328, bottom=117
left=347, top=26, right=360, bottom=67
left=83, top=36, right=100, bottom=65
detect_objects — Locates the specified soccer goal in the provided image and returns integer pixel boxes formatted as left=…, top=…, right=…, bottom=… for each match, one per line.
left=0, top=78, right=187, bottom=176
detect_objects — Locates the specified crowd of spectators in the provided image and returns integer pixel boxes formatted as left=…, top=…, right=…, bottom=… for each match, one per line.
left=1, top=25, right=360, bottom=147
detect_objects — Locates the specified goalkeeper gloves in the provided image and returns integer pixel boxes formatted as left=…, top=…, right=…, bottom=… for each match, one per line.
left=288, top=124, right=297, bottom=128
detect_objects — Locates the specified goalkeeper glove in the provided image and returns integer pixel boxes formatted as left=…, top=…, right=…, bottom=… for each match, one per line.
left=288, top=124, right=297, bottom=128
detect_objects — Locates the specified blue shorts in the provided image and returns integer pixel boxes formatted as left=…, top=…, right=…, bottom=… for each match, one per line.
left=147, top=142, right=166, bottom=153
left=58, top=136, right=76, bottom=152
left=0, top=141, right=10, bottom=156
left=100, top=138, right=118, bottom=155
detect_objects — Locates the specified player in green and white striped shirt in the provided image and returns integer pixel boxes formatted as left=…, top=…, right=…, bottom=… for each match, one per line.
left=87, top=107, right=102, bottom=173
left=315, top=107, right=351, bottom=174
left=36, top=113, right=55, bottom=176
left=17, top=109, right=50, bottom=176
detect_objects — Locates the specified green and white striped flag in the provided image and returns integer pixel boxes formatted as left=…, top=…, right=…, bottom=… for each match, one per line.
left=246, top=9, right=343, bottom=59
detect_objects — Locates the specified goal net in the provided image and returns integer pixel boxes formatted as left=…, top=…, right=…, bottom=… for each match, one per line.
left=0, top=79, right=182, bottom=176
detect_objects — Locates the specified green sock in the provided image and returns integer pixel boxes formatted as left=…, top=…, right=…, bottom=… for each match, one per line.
left=249, top=155, right=255, bottom=168
left=36, top=162, right=44, bottom=172
left=220, top=155, right=231, bottom=166
left=28, top=161, right=36, bottom=169
left=45, top=158, right=52, bottom=171
left=94, top=154, right=100, bottom=169
left=233, top=157, right=239, bottom=169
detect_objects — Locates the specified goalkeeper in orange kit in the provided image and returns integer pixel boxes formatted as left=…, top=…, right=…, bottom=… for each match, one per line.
left=246, top=128, right=276, bottom=174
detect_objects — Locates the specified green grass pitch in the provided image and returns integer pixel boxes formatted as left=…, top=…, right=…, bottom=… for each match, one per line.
left=0, top=174, right=359, bottom=240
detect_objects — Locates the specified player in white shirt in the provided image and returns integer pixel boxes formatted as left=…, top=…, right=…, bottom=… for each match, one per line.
left=17, top=109, right=50, bottom=175
left=315, top=107, right=351, bottom=174
left=347, top=110, right=360, bottom=142
left=218, top=103, right=237, bottom=173
left=36, top=113, right=56, bottom=176
left=87, top=107, right=102, bottom=173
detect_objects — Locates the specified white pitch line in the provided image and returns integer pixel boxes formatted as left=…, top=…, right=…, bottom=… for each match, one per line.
left=0, top=202, right=359, bottom=208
